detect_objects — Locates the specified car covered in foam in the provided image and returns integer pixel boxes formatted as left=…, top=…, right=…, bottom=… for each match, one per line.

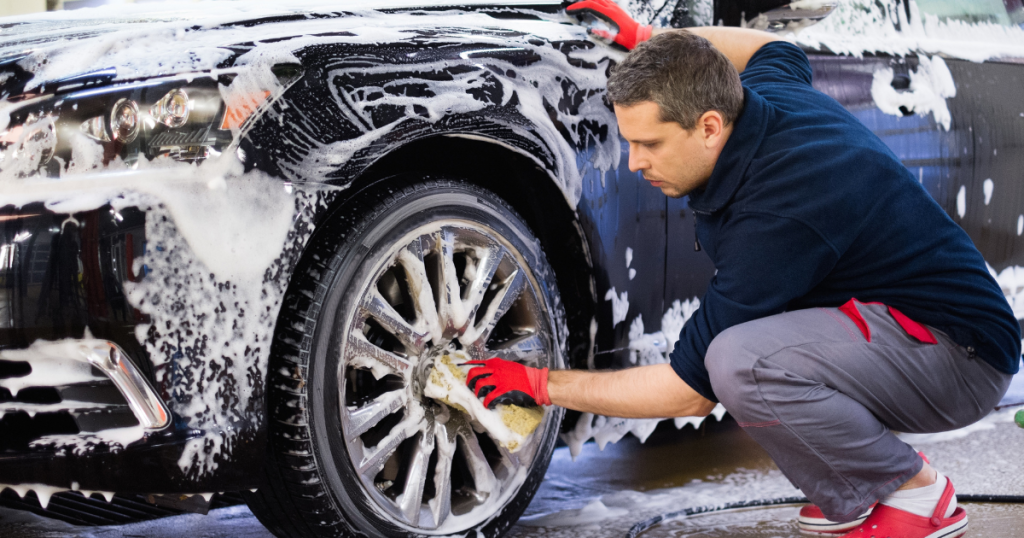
left=0, top=0, right=1022, bottom=536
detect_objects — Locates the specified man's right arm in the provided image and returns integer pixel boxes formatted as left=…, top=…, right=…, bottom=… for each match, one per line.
left=547, top=363, right=717, bottom=418
left=657, top=27, right=781, bottom=73
left=567, top=0, right=780, bottom=72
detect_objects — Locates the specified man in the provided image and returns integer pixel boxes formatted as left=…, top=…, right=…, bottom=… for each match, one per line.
left=465, top=2, right=1020, bottom=537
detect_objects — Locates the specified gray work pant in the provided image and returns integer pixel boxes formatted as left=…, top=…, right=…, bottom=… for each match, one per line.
left=706, top=303, right=1012, bottom=523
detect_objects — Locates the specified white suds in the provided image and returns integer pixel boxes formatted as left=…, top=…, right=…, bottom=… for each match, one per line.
left=561, top=298, right=727, bottom=458
left=604, top=288, right=629, bottom=328
left=521, top=466, right=798, bottom=532
left=31, top=425, right=145, bottom=455
left=625, top=247, right=633, bottom=268
left=519, top=498, right=629, bottom=527
left=629, top=268, right=636, bottom=280
left=0, top=337, right=107, bottom=396
left=790, top=0, right=1024, bottom=63
left=627, top=298, right=701, bottom=366
left=870, top=54, right=956, bottom=131
left=956, top=185, right=966, bottom=218
left=983, top=179, right=994, bottom=205
left=1016, top=215, right=1022, bottom=236
left=0, top=484, right=60, bottom=509
left=987, top=263, right=1024, bottom=321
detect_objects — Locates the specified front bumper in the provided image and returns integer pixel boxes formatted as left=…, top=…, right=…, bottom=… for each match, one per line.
left=0, top=203, right=264, bottom=494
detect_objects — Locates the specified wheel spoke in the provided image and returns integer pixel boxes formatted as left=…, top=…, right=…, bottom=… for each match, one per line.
left=358, top=422, right=413, bottom=477
left=497, top=442, right=523, bottom=481
left=398, top=427, right=435, bottom=525
left=458, top=428, right=498, bottom=497
left=429, top=419, right=457, bottom=528
left=345, top=390, right=407, bottom=442
left=398, top=245, right=442, bottom=344
left=461, top=244, right=504, bottom=333
left=487, top=333, right=545, bottom=365
left=362, top=290, right=429, bottom=355
left=465, top=269, right=527, bottom=348
left=436, top=229, right=466, bottom=338
left=346, top=333, right=410, bottom=380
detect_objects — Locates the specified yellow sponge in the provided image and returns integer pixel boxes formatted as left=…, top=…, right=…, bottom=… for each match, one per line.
left=425, top=353, right=544, bottom=451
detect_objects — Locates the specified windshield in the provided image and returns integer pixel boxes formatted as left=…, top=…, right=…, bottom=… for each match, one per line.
left=916, top=0, right=1024, bottom=27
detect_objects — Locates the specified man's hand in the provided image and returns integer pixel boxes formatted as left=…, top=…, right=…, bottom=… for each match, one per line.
left=566, top=0, right=653, bottom=50
left=466, top=358, right=551, bottom=408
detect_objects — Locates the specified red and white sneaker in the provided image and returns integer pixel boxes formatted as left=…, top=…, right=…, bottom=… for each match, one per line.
left=838, top=478, right=967, bottom=538
left=797, top=503, right=875, bottom=534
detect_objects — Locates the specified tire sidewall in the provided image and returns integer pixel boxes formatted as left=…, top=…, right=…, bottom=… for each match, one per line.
left=307, top=179, right=566, bottom=538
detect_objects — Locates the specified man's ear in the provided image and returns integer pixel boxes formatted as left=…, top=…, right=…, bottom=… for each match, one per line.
left=697, top=110, right=727, bottom=149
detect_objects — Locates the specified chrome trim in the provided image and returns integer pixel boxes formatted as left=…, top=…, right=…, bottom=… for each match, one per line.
left=0, top=243, right=14, bottom=272
left=77, top=342, right=170, bottom=430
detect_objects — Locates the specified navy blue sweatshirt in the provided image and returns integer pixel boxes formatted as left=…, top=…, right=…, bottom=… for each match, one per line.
left=669, top=42, right=1021, bottom=402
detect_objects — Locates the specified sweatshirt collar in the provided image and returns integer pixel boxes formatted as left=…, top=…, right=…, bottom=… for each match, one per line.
left=687, top=87, right=768, bottom=214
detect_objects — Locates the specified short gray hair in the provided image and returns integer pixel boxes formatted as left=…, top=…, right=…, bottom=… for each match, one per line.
left=607, top=31, right=744, bottom=130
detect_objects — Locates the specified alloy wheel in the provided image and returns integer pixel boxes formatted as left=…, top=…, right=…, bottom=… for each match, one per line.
left=338, top=222, right=556, bottom=532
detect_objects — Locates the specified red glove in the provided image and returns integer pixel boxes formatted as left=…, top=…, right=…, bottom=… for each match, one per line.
left=466, top=358, right=551, bottom=409
left=566, top=0, right=653, bottom=50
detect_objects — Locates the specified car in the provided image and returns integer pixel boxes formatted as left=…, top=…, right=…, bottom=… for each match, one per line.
left=0, top=0, right=1022, bottom=537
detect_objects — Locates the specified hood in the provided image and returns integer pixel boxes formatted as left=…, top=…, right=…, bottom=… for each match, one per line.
left=0, top=0, right=563, bottom=93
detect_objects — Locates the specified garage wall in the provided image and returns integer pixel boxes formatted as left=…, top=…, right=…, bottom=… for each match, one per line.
left=0, top=0, right=155, bottom=17
left=0, top=0, right=48, bottom=17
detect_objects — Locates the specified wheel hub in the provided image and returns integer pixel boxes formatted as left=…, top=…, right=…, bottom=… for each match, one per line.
left=411, top=345, right=443, bottom=399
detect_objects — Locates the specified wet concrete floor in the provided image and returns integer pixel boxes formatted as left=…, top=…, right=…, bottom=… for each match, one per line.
left=515, top=406, right=1024, bottom=538
left=1, top=404, right=1022, bottom=537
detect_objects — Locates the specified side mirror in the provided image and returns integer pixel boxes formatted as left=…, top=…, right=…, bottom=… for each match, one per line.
left=711, top=1, right=837, bottom=30
left=748, top=2, right=838, bottom=32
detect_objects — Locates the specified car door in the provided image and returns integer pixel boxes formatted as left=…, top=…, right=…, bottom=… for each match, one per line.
left=576, top=140, right=669, bottom=368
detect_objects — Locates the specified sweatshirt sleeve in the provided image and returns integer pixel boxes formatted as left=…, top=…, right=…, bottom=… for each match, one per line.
left=668, top=212, right=839, bottom=402
left=741, top=41, right=813, bottom=88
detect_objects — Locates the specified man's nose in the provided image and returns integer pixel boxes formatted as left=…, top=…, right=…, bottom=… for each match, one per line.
left=628, top=150, right=646, bottom=173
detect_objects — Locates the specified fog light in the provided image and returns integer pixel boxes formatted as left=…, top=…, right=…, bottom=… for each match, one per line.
left=150, top=88, right=191, bottom=128
left=110, top=98, right=140, bottom=143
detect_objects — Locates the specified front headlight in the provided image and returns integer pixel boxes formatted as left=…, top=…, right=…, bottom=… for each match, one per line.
left=0, top=65, right=299, bottom=178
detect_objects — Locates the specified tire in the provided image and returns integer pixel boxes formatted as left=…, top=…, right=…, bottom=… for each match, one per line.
left=244, top=177, right=566, bottom=538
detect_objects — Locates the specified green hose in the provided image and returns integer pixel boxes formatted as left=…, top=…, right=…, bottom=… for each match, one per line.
left=1016, top=408, right=1024, bottom=428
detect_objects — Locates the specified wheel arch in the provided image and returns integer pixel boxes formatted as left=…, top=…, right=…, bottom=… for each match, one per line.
left=361, top=135, right=597, bottom=371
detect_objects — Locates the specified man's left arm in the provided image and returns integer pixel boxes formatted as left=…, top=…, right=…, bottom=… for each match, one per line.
left=660, top=27, right=781, bottom=73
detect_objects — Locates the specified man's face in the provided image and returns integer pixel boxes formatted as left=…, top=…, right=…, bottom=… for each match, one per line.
left=614, top=101, right=720, bottom=199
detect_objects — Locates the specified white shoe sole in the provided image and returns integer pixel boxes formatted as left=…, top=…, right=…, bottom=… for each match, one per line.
left=797, top=514, right=870, bottom=534
left=923, top=515, right=968, bottom=538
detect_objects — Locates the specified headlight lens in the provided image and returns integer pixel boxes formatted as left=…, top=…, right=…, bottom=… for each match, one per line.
left=110, top=98, right=141, bottom=143
left=150, top=88, right=191, bottom=128
left=0, top=72, right=278, bottom=177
